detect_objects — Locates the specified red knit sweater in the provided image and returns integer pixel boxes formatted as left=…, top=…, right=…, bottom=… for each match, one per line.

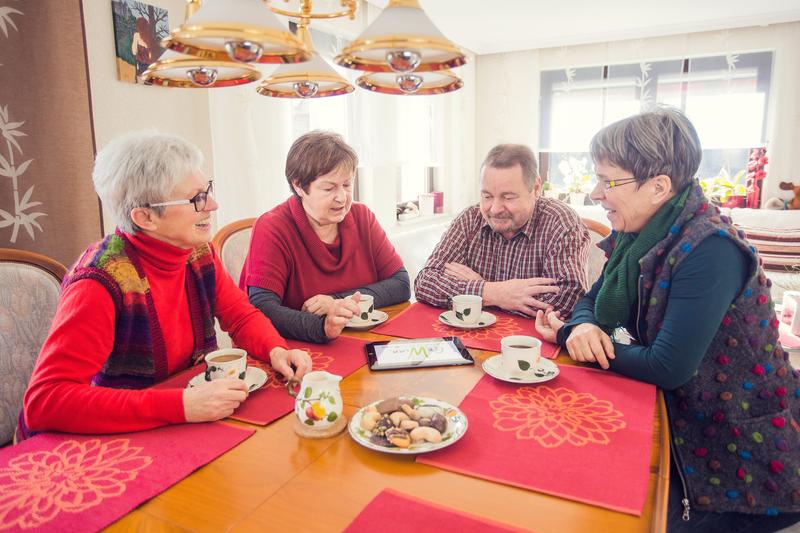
left=23, top=232, right=287, bottom=434
left=241, top=196, right=404, bottom=310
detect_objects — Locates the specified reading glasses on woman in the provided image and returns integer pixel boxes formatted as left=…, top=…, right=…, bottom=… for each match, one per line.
left=145, top=180, right=214, bottom=211
left=597, top=176, right=639, bottom=191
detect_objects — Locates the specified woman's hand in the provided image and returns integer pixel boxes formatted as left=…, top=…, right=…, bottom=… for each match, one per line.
left=183, top=378, right=248, bottom=422
left=565, top=323, right=616, bottom=369
left=534, top=309, right=563, bottom=343
left=323, top=297, right=361, bottom=340
left=302, top=294, right=336, bottom=315
left=269, top=347, right=313, bottom=381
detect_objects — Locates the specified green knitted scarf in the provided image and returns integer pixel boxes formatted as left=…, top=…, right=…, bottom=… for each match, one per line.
left=594, top=186, right=690, bottom=331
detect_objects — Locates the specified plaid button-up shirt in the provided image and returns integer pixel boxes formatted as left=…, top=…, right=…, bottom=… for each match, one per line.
left=414, top=197, right=590, bottom=316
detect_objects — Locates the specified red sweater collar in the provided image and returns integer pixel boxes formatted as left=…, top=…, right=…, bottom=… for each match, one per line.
left=123, top=230, right=193, bottom=273
left=284, top=196, right=356, bottom=272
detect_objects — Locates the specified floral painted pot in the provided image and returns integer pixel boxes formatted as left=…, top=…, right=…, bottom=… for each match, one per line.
left=286, top=371, right=343, bottom=429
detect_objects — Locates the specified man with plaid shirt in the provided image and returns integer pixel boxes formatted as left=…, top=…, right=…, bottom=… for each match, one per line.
left=414, top=144, right=590, bottom=317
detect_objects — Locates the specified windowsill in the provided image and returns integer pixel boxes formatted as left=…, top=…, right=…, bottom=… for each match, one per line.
left=396, top=213, right=450, bottom=227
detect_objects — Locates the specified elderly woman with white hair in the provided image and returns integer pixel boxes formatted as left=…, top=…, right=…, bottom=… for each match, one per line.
left=18, top=131, right=311, bottom=439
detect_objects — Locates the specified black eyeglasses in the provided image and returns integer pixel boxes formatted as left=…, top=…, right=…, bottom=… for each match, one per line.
left=145, top=181, right=214, bottom=212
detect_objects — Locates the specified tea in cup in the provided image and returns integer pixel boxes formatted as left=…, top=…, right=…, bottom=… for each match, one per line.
left=452, top=294, right=482, bottom=325
left=353, top=293, right=375, bottom=324
left=500, top=335, right=542, bottom=377
left=204, top=348, right=247, bottom=382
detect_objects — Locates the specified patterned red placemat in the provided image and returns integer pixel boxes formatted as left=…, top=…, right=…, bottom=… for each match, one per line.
left=155, top=336, right=368, bottom=425
left=344, top=489, right=526, bottom=533
left=372, top=302, right=558, bottom=357
left=0, top=422, right=253, bottom=532
left=418, top=365, right=656, bottom=515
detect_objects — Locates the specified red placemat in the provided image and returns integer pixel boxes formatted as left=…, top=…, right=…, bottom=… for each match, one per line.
left=344, top=489, right=526, bottom=533
left=418, top=365, right=656, bottom=515
left=0, top=422, right=253, bottom=532
left=155, top=336, right=368, bottom=425
left=372, top=302, right=558, bottom=358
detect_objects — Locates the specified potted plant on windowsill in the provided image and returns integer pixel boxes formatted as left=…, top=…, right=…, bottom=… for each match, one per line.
left=700, top=169, right=747, bottom=208
left=558, top=157, right=594, bottom=206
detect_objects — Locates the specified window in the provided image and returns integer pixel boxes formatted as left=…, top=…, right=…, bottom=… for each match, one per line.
left=539, top=51, right=773, bottom=190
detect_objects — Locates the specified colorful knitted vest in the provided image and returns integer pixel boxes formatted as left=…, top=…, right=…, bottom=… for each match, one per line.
left=599, top=183, right=800, bottom=515
left=64, top=232, right=218, bottom=389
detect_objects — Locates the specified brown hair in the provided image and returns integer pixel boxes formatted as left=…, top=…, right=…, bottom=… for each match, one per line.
left=590, top=106, right=702, bottom=191
left=481, top=144, right=540, bottom=191
left=285, top=131, right=358, bottom=196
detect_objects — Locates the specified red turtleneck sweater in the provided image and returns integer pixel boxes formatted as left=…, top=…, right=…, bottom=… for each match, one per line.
left=23, top=232, right=287, bottom=434
left=241, top=196, right=404, bottom=310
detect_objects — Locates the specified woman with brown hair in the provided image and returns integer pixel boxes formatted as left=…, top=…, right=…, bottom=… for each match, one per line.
left=240, top=131, right=409, bottom=343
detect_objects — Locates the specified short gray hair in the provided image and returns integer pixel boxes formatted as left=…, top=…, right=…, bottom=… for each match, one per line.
left=481, top=144, right=540, bottom=191
left=92, top=131, right=204, bottom=233
left=590, top=106, right=702, bottom=191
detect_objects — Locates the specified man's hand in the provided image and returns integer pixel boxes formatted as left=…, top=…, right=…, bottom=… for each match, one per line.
left=323, top=297, right=361, bottom=340
left=534, top=309, right=563, bottom=344
left=444, top=262, right=483, bottom=281
left=565, top=323, right=616, bottom=369
left=183, top=378, right=248, bottom=422
left=302, top=294, right=336, bottom=315
left=482, top=277, right=560, bottom=316
left=269, top=347, right=313, bottom=381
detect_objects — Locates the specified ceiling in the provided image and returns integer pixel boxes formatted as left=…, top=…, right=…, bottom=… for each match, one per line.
left=367, top=0, right=800, bottom=55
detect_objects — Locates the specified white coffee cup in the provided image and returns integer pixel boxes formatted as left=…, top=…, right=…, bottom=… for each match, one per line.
left=353, top=294, right=375, bottom=324
left=500, top=336, right=542, bottom=377
left=204, top=348, right=247, bottom=382
left=452, top=294, right=482, bottom=325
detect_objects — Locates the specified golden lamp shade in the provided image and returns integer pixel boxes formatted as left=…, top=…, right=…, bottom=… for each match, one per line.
left=334, top=0, right=466, bottom=74
left=143, top=49, right=262, bottom=88
left=356, top=69, right=462, bottom=95
left=257, top=24, right=353, bottom=98
left=165, top=0, right=311, bottom=64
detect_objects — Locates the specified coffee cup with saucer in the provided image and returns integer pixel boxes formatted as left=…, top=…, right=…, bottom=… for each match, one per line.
left=438, top=294, right=496, bottom=329
left=482, top=336, right=559, bottom=384
left=187, top=348, right=269, bottom=392
left=346, top=293, right=389, bottom=329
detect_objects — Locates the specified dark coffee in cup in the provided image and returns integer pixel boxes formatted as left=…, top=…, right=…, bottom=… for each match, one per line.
left=507, top=344, right=533, bottom=349
left=209, top=354, right=240, bottom=363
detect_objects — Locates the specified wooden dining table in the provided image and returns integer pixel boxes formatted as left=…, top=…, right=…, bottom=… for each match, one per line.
left=107, top=302, right=670, bottom=532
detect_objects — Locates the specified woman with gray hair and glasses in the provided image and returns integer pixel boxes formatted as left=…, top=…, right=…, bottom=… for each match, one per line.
left=18, top=131, right=311, bottom=440
left=535, top=108, right=800, bottom=531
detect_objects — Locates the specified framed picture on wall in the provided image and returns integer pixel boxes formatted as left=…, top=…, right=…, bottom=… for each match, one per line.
left=111, top=0, right=169, bottom=84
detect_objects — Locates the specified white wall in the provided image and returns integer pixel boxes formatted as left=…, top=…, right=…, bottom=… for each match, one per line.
left=82, top=0, right=214, bottom=234
left=476, top=22, right=800, bottom=204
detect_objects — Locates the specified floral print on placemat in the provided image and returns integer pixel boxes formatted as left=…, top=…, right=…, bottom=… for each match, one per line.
left=490, top=386, right=626, bottom=447
left=0, top=439, right=152, bottom=530
left=431, top=315, right=523, bottom=341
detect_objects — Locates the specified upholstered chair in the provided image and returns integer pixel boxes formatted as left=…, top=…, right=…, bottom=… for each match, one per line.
left=211, top=218, right=256, bottom=349
left=581, top=218, right=611, bottom=288
left=0, top=249, right=66, bottom=446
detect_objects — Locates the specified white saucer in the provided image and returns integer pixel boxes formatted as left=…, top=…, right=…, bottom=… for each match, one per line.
left=482, top=355, right=559, bottom=384
left=438, top=310, right=497, bottom=329
left=346, top=310, right=389, bottom=330
left=188, top=366, right=269, bottom=392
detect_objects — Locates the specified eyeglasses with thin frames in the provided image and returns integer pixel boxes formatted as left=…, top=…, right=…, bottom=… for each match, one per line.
left=599, top=177, right=639, bottom=191
left=145, top=181, right=214, bottom=212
